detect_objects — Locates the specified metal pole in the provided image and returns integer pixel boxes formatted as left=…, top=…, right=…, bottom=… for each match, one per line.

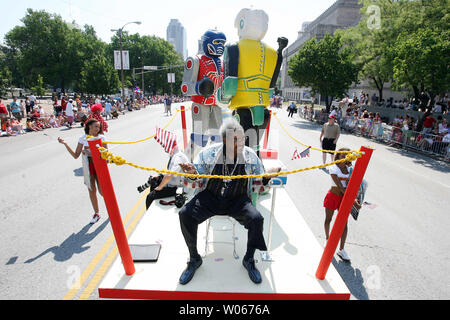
left=261, top=186, right=277, bottom=262
left=315, top=146, right=374, bottom=280
left=142, top=68, right=145, bottom=97
left=170, top=65, right=173, bottom=95
left=120, top=30, right=125, bottom=103
left=87, top=137, right=135, bottom=276
left=267, top=188, right=277, bottom=251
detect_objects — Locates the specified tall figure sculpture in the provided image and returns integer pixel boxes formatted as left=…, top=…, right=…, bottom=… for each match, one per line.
left=220, top=8, right=288, bottom=154
left=181, top=29, right=227, bottom=157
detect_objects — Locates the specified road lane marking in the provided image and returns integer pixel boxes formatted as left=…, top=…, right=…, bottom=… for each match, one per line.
left=78, top=203, right=148, bottom=300
left=62, top=190, right=149, bottom=300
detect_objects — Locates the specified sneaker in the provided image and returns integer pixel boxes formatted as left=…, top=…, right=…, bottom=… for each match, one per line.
left=337, top=249, right=351, bottom=262
left=90, top=213, right=100, bottom=225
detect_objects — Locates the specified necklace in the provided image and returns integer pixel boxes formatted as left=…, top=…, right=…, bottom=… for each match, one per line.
left=221, top=157, right=239, bottom=196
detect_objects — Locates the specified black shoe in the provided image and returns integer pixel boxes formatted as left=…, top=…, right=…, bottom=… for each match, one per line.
left=179, top=257, right=202, bottom=285
left=243, top=257, right=262, bottom=284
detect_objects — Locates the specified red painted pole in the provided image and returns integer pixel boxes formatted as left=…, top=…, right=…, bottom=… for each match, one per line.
left=87, top=137, right=135, bottom=276
left=316, top=146, right=374, bottom=280
left=263, top=110, right=272, bottom=150
left=181, top=105, right=188, bottom=151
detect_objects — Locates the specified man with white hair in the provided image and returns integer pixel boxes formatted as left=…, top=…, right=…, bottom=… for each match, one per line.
left=178, top=118, right=269, bottom=285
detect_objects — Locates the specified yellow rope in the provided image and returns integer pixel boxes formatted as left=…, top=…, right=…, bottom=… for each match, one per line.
left=89, top=106, right=364, bottom=180
left=272, top=112, right=360, bottom=155
left=99, top=107, right=190, bottom=145
left=97, top=146, right=362, bottom=180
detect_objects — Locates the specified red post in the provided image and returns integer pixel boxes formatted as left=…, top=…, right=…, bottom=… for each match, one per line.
left=263, top=110, right=272, bottom=150
left=181, top=106, right=188, bottom=151
left=87, top=137, right=135, bottom=276
left=316, top=146, right=374, bottom=280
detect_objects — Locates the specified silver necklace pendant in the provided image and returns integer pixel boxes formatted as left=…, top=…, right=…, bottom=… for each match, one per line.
left=221, top=186, right=226, bottom=197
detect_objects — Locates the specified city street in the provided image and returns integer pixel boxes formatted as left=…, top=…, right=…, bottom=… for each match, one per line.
left=0, top=102, right=449, bottom=300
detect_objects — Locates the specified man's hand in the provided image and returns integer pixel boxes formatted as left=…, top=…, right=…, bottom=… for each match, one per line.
left=180, top=163, right=197, bottom=175
left=266, top=167, right=282, bottom=176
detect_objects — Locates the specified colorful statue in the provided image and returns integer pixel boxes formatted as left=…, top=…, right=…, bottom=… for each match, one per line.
left=220, top=8, right=288, bottom=153
left=181, top=30, right=227, bottom=152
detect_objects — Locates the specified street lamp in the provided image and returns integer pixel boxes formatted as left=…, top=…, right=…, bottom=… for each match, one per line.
left=111, top=21, right=142, bottom=102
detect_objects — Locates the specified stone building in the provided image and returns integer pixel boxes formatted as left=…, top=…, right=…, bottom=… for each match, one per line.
left=280, top=0, right=408, bottom=104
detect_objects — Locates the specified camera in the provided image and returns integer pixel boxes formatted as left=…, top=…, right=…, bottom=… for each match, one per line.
left=175, top=187, right=187, bottom=208
left=137, top=175, right=162, bottom=193
left=137, top=177, right=152, bottom=193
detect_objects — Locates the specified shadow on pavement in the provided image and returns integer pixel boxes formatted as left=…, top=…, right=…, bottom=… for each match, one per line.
left=332, top=258, right=369, bottom=300
left=24, top=219, right=110, bottom=264
left=385, top=146, right=450, bottom=174
left=73, top=167, right=84, bottom=177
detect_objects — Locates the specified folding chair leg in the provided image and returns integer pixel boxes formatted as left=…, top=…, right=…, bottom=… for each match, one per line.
left=204, top=219, right=211, bottom=257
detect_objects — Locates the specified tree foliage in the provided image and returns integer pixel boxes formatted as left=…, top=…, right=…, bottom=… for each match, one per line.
left=0, top=66, right=12, bottom=97
left=32, top=74, right=46, bottom=97
left=108, top=32, right=184, bottom=95
left=288, top=34, right=360, bottom=111
left=79, top=55, right=120, bottom=95
left=2, top=8, right=183, bottom=95
left=339, top=0, right=450, bottom=101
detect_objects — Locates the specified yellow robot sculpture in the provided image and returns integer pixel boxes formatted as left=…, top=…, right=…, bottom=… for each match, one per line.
left=219, top=8, right=288, bottom=154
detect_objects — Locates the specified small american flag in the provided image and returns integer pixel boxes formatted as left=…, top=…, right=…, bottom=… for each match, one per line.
left=155, top=127, right=178, bottom=154
left=292, top=147, right=311, bottom=160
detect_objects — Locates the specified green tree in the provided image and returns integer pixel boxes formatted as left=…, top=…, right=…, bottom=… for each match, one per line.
left=288, top=34, right=360, bottom=112
left=108, top=32, right=184, bottom=95
left=0, top=45, right=23, bottom=89
left=32, top=74, right=46, bottom=99
left=5, top=9, right=73, bottom=91
left=343, top=0, right=450, bottom=101
left=0, top=66, right=12, bottom=97
left=337, top=1, right=397, bottom=101
left=393, top=28, right=450, bottom=105
left=4, top=9, right=107, bottom=93
left=79, top=55, right=120, bottom=95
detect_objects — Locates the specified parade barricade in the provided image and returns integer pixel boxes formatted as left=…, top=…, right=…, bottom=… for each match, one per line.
left=337, top=115, right=449, bottom=160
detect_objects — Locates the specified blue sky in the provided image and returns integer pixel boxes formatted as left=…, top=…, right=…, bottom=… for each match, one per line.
left=0, top=0, right=337, bottom=57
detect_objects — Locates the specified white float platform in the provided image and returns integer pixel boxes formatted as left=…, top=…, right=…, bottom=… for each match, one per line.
left=98, top=189, right=350, bottom=300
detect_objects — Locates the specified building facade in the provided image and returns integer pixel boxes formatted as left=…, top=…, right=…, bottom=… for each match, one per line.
left=166, top=19, right=188, bottom=60
left=281, top=0, right=365, bottom=103
left=281, top=0, right=409, bottom=104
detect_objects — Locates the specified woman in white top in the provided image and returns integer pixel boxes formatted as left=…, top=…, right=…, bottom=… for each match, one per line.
left=58, top=119, right=107, bottom=224
left=323, top=148, right=361, bottom=262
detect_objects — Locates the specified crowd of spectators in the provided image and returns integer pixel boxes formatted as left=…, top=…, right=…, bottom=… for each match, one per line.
left=343, top=91, right=449, bottom=114
left=0, top=92, right=189, bottom=137
left=298, top=95, right=449, bottom=160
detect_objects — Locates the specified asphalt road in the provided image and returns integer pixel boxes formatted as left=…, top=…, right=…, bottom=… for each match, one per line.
left=0, top=103, right=449, bottom=300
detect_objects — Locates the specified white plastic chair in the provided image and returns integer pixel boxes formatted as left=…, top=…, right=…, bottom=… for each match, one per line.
left=204, top=216, right=239, bottom=260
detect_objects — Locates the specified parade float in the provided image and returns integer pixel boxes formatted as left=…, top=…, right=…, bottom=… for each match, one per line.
left=86, top=8, right=373, bottom=300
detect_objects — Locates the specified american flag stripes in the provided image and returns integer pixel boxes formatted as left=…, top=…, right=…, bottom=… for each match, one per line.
left=155, top=127, right=178, bottom=154
left=292, top=147, right=311, bottom=160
